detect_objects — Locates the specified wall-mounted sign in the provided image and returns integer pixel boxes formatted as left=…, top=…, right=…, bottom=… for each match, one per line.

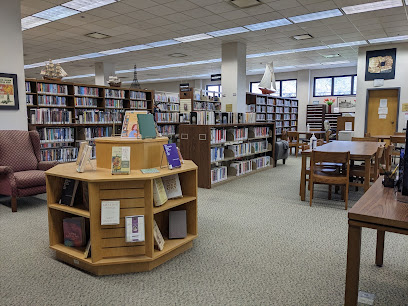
left=211, top=74, right=221, bottom=81
left=179, top=83, right=190, bottom=91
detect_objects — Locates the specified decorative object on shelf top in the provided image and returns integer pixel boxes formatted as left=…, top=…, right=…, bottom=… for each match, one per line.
left=107, top=75, right=121, bottom=87
left=130, top=64, right=141, bottom=89
left=258, top=61, right=276, bottom=95
left=324, top=98, right=335, bottom=113
left=40, top=59, right=68, bottom=81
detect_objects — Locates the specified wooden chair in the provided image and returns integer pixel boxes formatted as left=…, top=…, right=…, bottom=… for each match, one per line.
left=287, top=131, right=301, bottom=157
left=351, top=137, right=378, bottom=142
left=324, top=130, right=331, bottom=144
left=390, top=135, right=405, bottom=163
left=350, top=146, right=384, bottom=188
left=309, top=151, right=350, bottom=210
left=317, top=139, right=324, bottom=146
left=379, top=145, right=394, bottom=173
left=394, top=132, right=405, bottom=136
left=364, top=133, right=371, bottom=137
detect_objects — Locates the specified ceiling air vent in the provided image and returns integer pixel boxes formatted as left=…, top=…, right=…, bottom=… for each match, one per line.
left=230, top=0, right=261, bottom=8
left=85, top=32, right=111, bottom=39
left=292, top=34, right=314, bottom=40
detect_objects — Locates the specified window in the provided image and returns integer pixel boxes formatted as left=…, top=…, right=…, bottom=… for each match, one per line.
left=314, top=75, right=357, bottom=97
left=206, top=84, right=221, bottom=97
left=250, top=80, right=295, bottom=97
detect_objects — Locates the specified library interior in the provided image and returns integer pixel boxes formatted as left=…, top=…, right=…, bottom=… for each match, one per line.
left=2, top=0, right=408, bottom=305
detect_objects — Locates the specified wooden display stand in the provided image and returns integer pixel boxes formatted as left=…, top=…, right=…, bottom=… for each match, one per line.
left=94, top=136, right=168, bottom=170
left=46, top=142, right=198, bottom=275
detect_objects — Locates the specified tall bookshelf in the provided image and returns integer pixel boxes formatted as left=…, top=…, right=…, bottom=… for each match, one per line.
left=306, top=104, right=326, bottom=130
left=180, top=122, right=275, bottom=189
left=246, top=93, right=298, bottom=137
left=26, top=79, right=154, bottom=162
left=154, top=91, right=180, bottom=139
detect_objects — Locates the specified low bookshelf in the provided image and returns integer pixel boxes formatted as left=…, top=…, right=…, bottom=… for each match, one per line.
left=46, top=159, right=198, bottom=275
left=179, top=122, right=275, bottom=189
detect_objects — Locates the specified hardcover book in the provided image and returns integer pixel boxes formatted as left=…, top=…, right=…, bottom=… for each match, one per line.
left=101, top=200, right=120, bottom=225
left=76, top=141, right=88, bottom=165
left=121, top=110, right=147, bottom=138
left=163, top=143, right=181, bottom=169
left=222, top=112, right=228, bottom=124
left=161, top=174, right=183, bottom=199
left=137, top=113, right=157, bottom=139
left=153, top=220, right=165, bottom=251
left=111, top=146, right=130, bottom=175
left=83, top=240, right=91, bottom=259
left=63, top=217, right=86, bottom=247
left=169, top=210, right=187, bottom=239
left=153, top=177, right=168, bottom=206
left=190, top=112, right=197, bottom=125
left=59, top=179, right=79, bottom=207
left=125, top=215, right=145, bottom=242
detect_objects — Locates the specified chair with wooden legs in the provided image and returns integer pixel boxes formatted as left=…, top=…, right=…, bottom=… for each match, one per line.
left=394, top=132, right=405, bottom=136
left=390, top=135, right=405, bottom=163
left=351, top=137, right=378, bottom=142
left=309, top=151, right=350, bottom=210
left=324, top=130, right=331, bottom=144
left=364, top=133, right=371, bottom=137
left=287, top=131, right=301, bottom=157
left=380, top=145, right=394, bottom=173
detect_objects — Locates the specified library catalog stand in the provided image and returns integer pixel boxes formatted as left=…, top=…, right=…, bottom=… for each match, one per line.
left=46, top=137, right=198, bottom=275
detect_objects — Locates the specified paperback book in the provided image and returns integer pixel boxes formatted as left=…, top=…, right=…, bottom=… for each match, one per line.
left=59, top=178, right=79, bottom=207
left=152, top=177, right=168, bottom=206
left=63, top=217, right=86, bottom=247
left=163, top=143, right=181, bottom=169
left=162, top=174, right=183, bottom=199
left=153, top=220, right=165, bottom=251
left=111, top=146, right=130, bottom=175
left=121, top=110, right=147, bottom=138
left=125, top=215, right=145, bottom=242
left=169, top=210, right=187, bottom=239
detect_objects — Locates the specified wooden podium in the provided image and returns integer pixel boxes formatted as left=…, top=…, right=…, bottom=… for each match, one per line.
left=94, top=136, right=169, bottom=170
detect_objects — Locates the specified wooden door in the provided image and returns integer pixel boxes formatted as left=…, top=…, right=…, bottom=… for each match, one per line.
left=366, top=89, right=399, bottom=136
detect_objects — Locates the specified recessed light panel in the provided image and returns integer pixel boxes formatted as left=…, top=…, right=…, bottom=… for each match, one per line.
left=174, top=33, right=212, bottom=42
left=207, top=27, right=249, bottom=37
left=230, top=0, right=261, bottom=8
left=244, top=19, right=292, bottom=31
left=21, top=16, right=51, bottom=30
left=368, top=35, right=408, bottom=43
left=342, top=0, right=402, bottom=15
left=33, top=6, right=80, bottom=21
left=121, top=45, right=153, bottom=51
left=99, top=49, right=129, bottom=55
left=54, top=56, right=85, bottom=63
left=292, top=34, right=314, bottom=40
left=288, top=9, right=343, bottom=23
left=63, top=73, right=95, bottom=80
left=85, top=32, right=111, bottom=39
left=62, top=0, right=117, bottom=12
left=322, top=54, right=341, bottom=58
left=147, top=40, right=181, bottom=47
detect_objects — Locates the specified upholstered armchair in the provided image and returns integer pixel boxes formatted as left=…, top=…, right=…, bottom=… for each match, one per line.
left=0, top=130, right=58, bottom=212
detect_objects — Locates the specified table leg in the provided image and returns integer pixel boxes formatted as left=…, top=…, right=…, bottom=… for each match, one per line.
left=376, top=230, right=385, bottom=267
left=364, top=157, right=371, bottom=192
left=300, top=154, right=306, bottom=201
left=345, top=224, right=362, bottom=306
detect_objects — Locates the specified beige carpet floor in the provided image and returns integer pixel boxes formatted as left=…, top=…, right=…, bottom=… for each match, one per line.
left=1, top=156, right=408, bottom=305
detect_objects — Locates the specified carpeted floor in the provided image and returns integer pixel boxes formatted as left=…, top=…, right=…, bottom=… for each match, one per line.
left=1, top=156, right=408, bottom=305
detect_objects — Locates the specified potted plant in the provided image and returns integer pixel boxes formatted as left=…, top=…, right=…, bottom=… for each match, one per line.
left=324, top=98, right=335, bottom=113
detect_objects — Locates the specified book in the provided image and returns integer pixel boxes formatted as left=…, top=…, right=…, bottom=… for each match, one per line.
left=84, top=240, right=91, bottom=259
left=163, top=143, right=181, bottom=169
left=59, top=179, right=79, bottom=207
left=111, top=146, right=130, bottom=175
left=141, top=168, right=160, bottom=174
left=153, top=220, right=165, bottom=251
left=152, top=177, right=168, bottom=207
left=190, top=111, right=197, bottom=124
left=76, top=144, right=92, bottom=173
left=176, top=147, right=184, bottom=164
left=169, top=210, right=187, bottom=239
left=63, top=217, right=86, bottom=247
left=162, top=174, right=183, bottom=199
left=137, top=113, right=157, bottom=139
left=82, top=181, right=89, bottom=210
left=121, top=110, right=147, bottom=138
left=101, top=200, right=120, bottom=225
left=125, top=215, right=145, bottom=242
left=76, top=141, right=88, bottom=165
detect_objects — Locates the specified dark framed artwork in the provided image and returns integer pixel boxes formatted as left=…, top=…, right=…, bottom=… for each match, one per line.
left=0, top=73, right=19, bottom=110
left=365, top=48, right=396, bottom=81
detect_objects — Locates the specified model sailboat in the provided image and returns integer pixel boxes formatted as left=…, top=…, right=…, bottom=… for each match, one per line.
left=258, top=62, right=276, bottom=94
left=40, top=60, right=68, bottom=80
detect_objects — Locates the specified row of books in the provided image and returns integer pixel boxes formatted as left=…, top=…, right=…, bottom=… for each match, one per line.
left=105, top=89, right=125, bottom=99
left=41, top=142, right=72, bottom=149
left=252, top=127, right=270, bottom=138
left=75, top=97, right=98, bottom=107
left=26, top=95, right=33, bottom=105
left=154, top=113, right=179, bottom=123
left=211, top=146, right=224, bottom=162
left=190, top=111, right=215, bottom=125
left=266, top=114, right=273, bottom=121
left=256, top=96, right=266, bottom=105
left=82, top=127, right=113, bottom=140
left=37, top=83, right=68, bottom=95
left=75, top=109, right=124, bottom=124
left=74, top=86, right=99, bottom=97
left=229, top=127, right=248, bottom=141
left=38, top=127, right=74, bottom=143
left=211, top=166, right=227, bottom=184
left=256, top=114, right=266, bottom=121
left=154, top=92, right=179, bottom=103
left=227, top=143, right=250, bottom=157
left=193, top=101, right=221, bottom=111
left=38, top=95, right=67, bottom=106
left=105, top=99, right=123, bottom=108
left=210, top=129, right=227, bottom=144
left=130, top=91, right=147, bottom=100
left=230, top=160, right=252, bottom=176
left=130, top=100, right=147, bottom=109
left=25, top=82, right=31, bottom=93
left=41, top=146, right=78, bottom=162
left=256, top=105, right=266, bottom=113
left=30, top=108, right=72, bottom=124
left=157, top=103, right=179, bottom=112
left=157, top=124, right=176, bottom=136
left=250, top=140, right=269, bottom=153
left=252, top=156, right=271, bottom=169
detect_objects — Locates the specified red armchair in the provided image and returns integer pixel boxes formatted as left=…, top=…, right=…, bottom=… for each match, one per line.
left=0, top=130, right=58, bottom=212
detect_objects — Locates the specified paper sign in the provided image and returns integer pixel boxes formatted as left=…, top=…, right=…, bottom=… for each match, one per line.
left=333, top=107, right=339, bottom=113
left=373, top=79, right=384, bottom=87
left=402, top=103, right=408, bottom=112
left=226, top=104, right=232, bottom=112
left=101, top=200, right=120, bottom=225
left=379, top=115, right=387, bottom=119
left=379, top=99, right=387, bottom=107
left=345, top=122, right=353, bottom=131
left=378, top=107, right=388, bottom=115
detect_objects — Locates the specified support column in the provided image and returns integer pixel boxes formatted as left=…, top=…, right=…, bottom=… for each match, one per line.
left=297, top=69, right=311, bottom=131
left=0, top=0, right=27, bottom=130
left=221, top=42, right=246, bottom=113
left=194, top=79, right=203, bottom=90
left=95, top=62, right=116, bottom=86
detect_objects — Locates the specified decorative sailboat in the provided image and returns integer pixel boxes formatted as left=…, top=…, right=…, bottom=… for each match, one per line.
left=40, top=60, right=68, bottom=80
left=258, top=62, right=276, bottom=95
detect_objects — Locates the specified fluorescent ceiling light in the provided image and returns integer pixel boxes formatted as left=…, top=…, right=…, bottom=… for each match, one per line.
left=99, top=49, right=129, bottom=55
left=244, top=18, right=292, bottom=31
left=147, top=40, right=181, bottom=47
left=207, top=27, right=249, bottom=37
left=121, top=44, right=153, bottom=51
left=288, top=9, right=343, bottom=23
left=174, top=33, right=212, bottom=42
left=342, top=0, right=402, bottom=14
left=54, top=56, right=85, bottom=63
left=62, top=0, right=116, bottom=12
left=328, top=41, right=367, bottom=48
left=63, top=73, right=95, bottom=80
left=24, top=62, right=48, bottom=69
left=247, top=46, right=328, bottom=58
left=79, top=52, right=107, bottom=58
left=21, top=16, right=51, bottom=30
left=33, top=6, right=80, bottom=21
left=368, top=35, right=408, bottom=43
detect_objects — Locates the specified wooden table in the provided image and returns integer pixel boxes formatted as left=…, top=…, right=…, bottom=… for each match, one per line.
left=297, top=131, right=326, bottom=139
left=372, top=135, right=391, bottom=142
left=300, top=141, right=385, bottom=201
left=344, top=177, right=408, bottom=305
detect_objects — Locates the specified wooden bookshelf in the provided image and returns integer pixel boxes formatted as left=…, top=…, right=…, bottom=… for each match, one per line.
left=179, top=122, right=275, bottom=188
left=153, top=90, right=180, bottom=138
left=45, top=156, right=198, bottom=275
left=306, top=104, right=326, bottom=130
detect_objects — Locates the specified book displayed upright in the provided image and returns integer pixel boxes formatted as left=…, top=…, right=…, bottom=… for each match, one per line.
left=153, top=220, right=165, bottom=251
left=76, top=144, right=92, bottom=173
left=125, top=215, right=145, bottom=242
left=152, top=177, right=168, bottom=207
left=111, top=146, right=130, bottom=175
left=121, top=110, right=147, bottom=138
left=63, top=217, right=86, bottom=247
left=169, top=210, right=187, bottom=239
left=162, top=174, right=183, bottom=199
left=101, top=200, right=120, bottom=225
left=163, top=143, right=181, bottom=169
left=59, top=179, right=79, bottom=206
left=137, top=113, right=157, bottom=139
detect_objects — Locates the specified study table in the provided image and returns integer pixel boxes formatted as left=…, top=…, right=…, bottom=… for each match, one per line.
left=344, top=177, right=408, bottom=305
left=300, top=141, right=385, bottom=201
left=297, top=130, right=326, bottom=139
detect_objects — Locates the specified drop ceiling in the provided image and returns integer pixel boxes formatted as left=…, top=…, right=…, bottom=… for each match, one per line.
left=21, top=0, right=408, bottom=84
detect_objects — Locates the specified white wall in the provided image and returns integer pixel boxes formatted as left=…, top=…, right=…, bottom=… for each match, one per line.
left=355, top=43, right=408, bottom=136
left=0, top=0, right=27, bottom=130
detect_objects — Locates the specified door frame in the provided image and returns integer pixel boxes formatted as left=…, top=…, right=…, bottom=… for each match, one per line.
left=364, top=87, right=401, bottom=134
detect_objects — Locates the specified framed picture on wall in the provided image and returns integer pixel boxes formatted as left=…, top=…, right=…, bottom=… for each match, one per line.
left=337, top=97, right=356, bottom=113
left=0, top=73, right=19, bottom=110
left=365, top=48, right=396, bottom=81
